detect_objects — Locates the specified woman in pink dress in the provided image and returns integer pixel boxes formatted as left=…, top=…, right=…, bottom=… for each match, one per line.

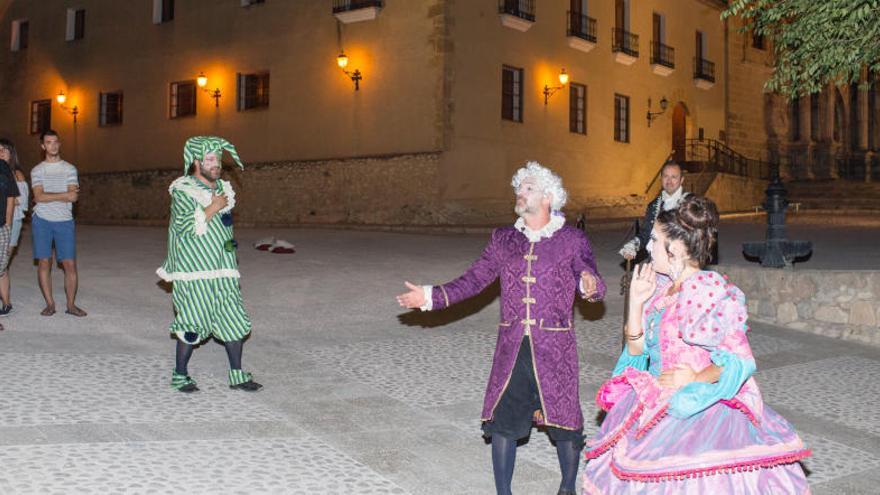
left=583, top=195, right=811, bottom=494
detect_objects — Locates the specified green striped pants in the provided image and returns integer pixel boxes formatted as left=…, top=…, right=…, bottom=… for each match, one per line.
left=170, top=277, right=252, bottom=343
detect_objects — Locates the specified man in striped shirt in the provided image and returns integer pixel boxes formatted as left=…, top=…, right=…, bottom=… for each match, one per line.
left=157, top=136, right=262, bottom=393
left=31, top=130, right=86, bottom=317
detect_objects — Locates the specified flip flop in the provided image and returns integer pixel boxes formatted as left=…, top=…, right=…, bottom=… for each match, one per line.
left=270, top=239, right=295, bottom=254
left=40, top=306, right=56, bottom=316
left=253, top=237, right=275, bottom=251
left=65, top=307, right=87, bottom=317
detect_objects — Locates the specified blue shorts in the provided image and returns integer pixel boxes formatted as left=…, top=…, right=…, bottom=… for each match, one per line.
left=32, top=215, right=76, bottom=261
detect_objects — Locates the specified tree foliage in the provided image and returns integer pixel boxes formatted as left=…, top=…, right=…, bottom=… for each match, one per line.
left=723, top=0, right=880, bottom=98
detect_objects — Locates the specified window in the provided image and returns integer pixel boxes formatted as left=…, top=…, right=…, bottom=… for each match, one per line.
left=237, top=72, right=270, bottom=110
left=153, top=0, right=174, bottom=24
left=752, top=31, right=765, bottom=50
left=499, top=0, right=536, bottom=22
left=810, top=93, right=820, bottom=141
left=614, top=94, right=629, bottom=143
left=170, top=80, right=197, bottom=118
left=790, top=97, right=800, bottom=142
left=66, top=9, right=85, bottom=41
left=30, top=100, right=51, bottom=135
left=10, top=19, right=28, bottom=51
left=99, top=92, right=123, bottom=126
left=501, top=65, right=524, bottom=122
left=569, top=83, right=586, bottom=135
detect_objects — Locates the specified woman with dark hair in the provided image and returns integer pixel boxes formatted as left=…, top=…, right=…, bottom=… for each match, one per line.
left=0, top=138, right=25, bottom=316
left=583, top=195, right=810, bottom=494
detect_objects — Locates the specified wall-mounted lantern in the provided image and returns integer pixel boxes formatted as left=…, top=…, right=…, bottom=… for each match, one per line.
left=337, top=52, right=363, bottom=91
left=647, top=96, right=669, bottom=127
left=543, top=68, right=569, bottom=105
left=56, top=90, right=79, bottom=123
left=197, top=72, right=222, bottom=107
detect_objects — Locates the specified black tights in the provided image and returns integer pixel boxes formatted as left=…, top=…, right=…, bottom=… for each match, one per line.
left=490, top=435, right=581, bottom=495
left=174, top=338, right=244, bottom=375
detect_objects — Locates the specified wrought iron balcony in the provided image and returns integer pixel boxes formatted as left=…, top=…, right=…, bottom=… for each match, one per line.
left=650, top=41, right=675, bottom=69
left=694, top=57, right=716, bottom=83
left=567, top=11, right=597, bottom=43
left=499, top=0, right=536, bottom=23
left=332, top=0, right=383, bottom=13
left=612, top=28, right=639, bottom=58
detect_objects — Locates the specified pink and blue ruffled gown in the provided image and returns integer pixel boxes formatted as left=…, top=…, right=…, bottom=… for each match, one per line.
left=582, top=271, right=811, bottom=494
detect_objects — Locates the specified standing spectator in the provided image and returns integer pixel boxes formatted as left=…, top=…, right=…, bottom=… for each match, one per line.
left=30, top=130, right=86, bottom=317
left=0, top=138, right=25, bottom=317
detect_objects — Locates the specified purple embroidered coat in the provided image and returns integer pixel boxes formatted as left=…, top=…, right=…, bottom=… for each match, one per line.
left=431, top=225, right=606, bottom=430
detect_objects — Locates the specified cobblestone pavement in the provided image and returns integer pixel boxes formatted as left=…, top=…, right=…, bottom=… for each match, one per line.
left=0, top=225, right=877, bottom=494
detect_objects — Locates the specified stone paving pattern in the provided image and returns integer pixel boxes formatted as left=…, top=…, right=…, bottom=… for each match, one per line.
left=0, top=225, right=877, bottom=494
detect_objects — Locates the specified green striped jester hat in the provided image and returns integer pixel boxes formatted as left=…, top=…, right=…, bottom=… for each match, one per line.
left=183, top=136, right=244, bottom=174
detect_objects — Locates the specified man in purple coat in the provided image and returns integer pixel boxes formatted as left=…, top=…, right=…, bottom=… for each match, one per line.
left=397, top=161, right=605, bottom=495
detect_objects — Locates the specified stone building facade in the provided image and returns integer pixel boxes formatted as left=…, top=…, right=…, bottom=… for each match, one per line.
left=0, top=0, right=807, bottom=226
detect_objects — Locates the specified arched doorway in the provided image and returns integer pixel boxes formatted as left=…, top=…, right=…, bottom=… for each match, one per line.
left=672, top=102, right=688, bottom=163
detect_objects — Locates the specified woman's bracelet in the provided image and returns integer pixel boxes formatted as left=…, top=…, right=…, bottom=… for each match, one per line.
left=626, top=331, right=644, bottom=341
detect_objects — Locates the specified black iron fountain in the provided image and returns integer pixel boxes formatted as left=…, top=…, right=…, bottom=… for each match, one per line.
left=742, top=175, right=812, bottom=268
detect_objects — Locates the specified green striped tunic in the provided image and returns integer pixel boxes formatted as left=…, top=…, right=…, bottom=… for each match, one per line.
left=158, top=176, right=251, bottom=343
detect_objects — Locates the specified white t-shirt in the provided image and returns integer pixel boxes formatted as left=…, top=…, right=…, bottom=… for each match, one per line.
left=31, top=160, right=78, bottom=222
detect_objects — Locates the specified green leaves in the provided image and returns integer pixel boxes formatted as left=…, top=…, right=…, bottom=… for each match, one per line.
left=723, top=0, right=880, bottom=98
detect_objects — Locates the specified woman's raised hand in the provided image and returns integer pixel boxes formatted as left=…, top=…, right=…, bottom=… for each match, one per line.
left=629, top=262, right=657, bottom=307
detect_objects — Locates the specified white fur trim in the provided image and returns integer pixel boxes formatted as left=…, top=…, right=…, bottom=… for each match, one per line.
left=193, top=208, right=208, bottom=236
left=169, top=176, right=236, bottom=213
left=156, top=266, right=241, bottom=282
left=514, top=214, right=565, bottom=243
left=420, top=285, right=433, bottom=311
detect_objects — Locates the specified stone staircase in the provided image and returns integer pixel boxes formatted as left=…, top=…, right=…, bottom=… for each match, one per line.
left=785, top=180, right=880, bottom=212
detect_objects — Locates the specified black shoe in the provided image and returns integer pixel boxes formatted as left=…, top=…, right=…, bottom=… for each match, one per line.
left=557, top=490, right=576, bottom=495
left=0, top=304, right=12, bottom=316
left=229, top=380, right=263, bottom=392
left=178, top=383, right=199, bottom=393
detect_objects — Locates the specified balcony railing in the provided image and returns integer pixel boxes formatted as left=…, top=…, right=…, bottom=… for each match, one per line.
left=499, top=0, right=535, bottom=22
left=332, top=0, right=383, bottom=13
left=694, top=57, right=716, bottom=82
left=650, top=41, right=675, bottom=69
left=612, top=28, right=639, bottom=57
left=567, top=11, right=597, bottom=43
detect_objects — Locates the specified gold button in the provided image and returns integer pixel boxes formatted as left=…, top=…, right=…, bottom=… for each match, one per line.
left=522, top=297, right=536, bottom=304
left=523, top=254, right=538, bottom=261
left=521, top=276, right=536, bottom=283
left=521, top=318, right=536, bottom=325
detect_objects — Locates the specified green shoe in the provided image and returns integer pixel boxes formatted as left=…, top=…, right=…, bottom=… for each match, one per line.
left=228, top=369, right=263, bottom=391
left=171, top=371, right=199, bottom=393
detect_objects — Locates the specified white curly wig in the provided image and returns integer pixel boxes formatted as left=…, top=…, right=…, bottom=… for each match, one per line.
left=510, top=161, right=568, bottom=211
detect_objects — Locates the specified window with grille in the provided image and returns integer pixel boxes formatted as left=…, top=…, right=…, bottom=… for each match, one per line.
left=237, top=72, right=270, bottom=110
left=614, top=94, right=629, bottom=143
left=99, top=92, right=124, bottom=126
left=30, top=100, right=51, bottom=135
left=502, top=65, right=524, bottom=122
left=170, top=80, right=197, bottom=118
left=569, top=83, right=586, bottom=135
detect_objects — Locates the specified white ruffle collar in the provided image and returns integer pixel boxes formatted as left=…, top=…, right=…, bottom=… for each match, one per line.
left=169, top=176, right=236, bottom=213
left=514, top=213, right=565, bottom=243
left=661, top=186, right=685, bottom=211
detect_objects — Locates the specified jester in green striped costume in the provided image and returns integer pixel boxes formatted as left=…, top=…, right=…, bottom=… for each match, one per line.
left=157, top=136, right=262, bottom=393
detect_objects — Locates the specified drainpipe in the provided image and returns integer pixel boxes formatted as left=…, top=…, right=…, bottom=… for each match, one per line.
left=723, top=16, right=730, bottom=145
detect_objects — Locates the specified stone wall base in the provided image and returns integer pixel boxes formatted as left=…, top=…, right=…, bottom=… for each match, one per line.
left=717, top=265, right=880, bottom=346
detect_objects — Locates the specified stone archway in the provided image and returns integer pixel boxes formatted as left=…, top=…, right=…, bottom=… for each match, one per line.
left=672, top=102, right=689, bottom=163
